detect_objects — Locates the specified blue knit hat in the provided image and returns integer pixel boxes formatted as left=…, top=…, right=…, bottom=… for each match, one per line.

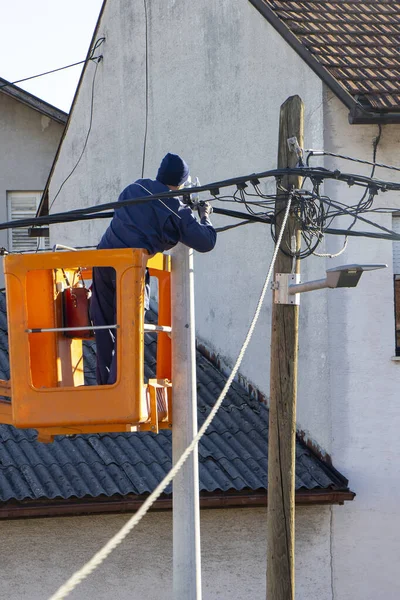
left=156, top=153, right=190, bottom=186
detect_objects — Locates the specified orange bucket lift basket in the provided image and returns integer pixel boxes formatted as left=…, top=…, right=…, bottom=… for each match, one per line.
left=0, top=248, right=172, bottom=442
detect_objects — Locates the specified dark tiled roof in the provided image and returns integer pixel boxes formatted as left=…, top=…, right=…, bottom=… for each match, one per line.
left=262, top=0, right=400, bottom=111
left=0, top=295, right=350, bottom=503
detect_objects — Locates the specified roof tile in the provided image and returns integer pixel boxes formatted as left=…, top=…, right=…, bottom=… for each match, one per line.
left=264, top=0, right=400, bottom=111
left=0, top=298, right=351, bottom=503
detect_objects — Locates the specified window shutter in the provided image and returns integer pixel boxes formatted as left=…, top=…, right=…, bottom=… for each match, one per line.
left=393, top=216, right=400, bottom=273
left=8, top=193, right=49, bottom=252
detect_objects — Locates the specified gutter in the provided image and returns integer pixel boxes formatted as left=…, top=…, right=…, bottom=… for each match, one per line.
left=0, top=489, right=355, bottom=520
left=248, top=0, right=400, bottom=126
left=348, top=104, right=400, bottom=125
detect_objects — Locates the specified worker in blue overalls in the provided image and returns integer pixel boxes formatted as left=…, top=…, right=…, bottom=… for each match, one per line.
left=90, top=153, right=216, bottom=385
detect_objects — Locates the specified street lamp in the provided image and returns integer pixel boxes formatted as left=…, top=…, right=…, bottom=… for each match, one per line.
left=274, top=264, right=387, bottom=305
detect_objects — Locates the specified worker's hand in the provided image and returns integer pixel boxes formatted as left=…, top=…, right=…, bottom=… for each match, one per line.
left=197, top=201, right=213, bottom=220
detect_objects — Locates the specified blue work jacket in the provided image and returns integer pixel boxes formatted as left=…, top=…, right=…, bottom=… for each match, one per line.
left=98, top=178, right=216, bottom=254
left=91, top=178, right=216, bottom=384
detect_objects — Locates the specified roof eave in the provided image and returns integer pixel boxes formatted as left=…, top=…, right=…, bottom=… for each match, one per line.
left=249, top=0, right=400, bottom=126
left=0, top=79, right=68, bottom=125
left=0, top=489, right=355, bottom=520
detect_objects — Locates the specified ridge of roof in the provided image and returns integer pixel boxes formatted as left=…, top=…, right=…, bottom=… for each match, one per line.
left=250, top=0, right=400, bottom=123
left=0, top=78, right=68, bottom=125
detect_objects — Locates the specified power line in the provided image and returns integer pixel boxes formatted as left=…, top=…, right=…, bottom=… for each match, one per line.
left=0, top=60, right=93, bottom=91
left=0, top=218, right=256, bottom=256
left=40, top=165, right=400, bottom=225
left=318, top=195, right=397, bottom=238
left=48, top=47, right=103, bottom=213
left=11, top=206, right=269, bottom=234
left=342, top=125, right=382, bottom=234
left=38, top=166, right=400, bottom=236
left=305, top=144, right=400, bottom=174
left=324, top=227, right=400, bottom=242
left=215, top=220, right=256, bottom=233
left=47, top=164, right=400, bottom=225
left=0, top=38, right=105, bottom=92
left=5, top=164, right=400, bottom=255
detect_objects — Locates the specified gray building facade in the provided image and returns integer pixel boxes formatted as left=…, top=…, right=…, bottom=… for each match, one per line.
left=0, top=79, right=66, bottom=277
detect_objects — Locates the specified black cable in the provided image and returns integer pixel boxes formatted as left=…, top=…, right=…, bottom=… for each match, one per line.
left=215, top=220, right=255, bottom=233
left=2, top=167, right=397, bottom=232
left=318, top=195, right=397, bottom=237
left=4, top=165, right=400, bottom=242
left=212, top=207, right=271, bottom=223
left=1, top=210, right=105, bottom=231
left=324, top=227, right=400, bottom=242
left=56, top=168, right=400, bottom=217
left=141, top=0, right=149, bottom=178
left=48, top=168, right=301, bottom=222
left=0, top=60, right=95, bottom=91
left=48, top=54, right=102, bottom=213
left=0, top=38, right=105, bottom=92
left=1, top=204, right=268, bottom=233
left=305, top=142, right=400, bottom=173
left=347, top=125, right=382, bottom=232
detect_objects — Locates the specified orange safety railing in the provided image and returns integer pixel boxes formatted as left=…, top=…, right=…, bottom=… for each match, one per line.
left=0, top=248, right=172, bottom=442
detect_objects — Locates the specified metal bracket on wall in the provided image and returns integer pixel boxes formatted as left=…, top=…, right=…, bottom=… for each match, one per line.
left=273, top=273, right=300, bottom=305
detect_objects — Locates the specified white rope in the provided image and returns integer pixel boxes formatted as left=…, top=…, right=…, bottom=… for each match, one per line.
left=133, top=182, right=182, bottom=220
left=47, top=195, right=293, bottom=600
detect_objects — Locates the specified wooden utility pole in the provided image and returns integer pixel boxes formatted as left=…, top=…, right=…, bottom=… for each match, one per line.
left=267, top=95, right=304, bottom=600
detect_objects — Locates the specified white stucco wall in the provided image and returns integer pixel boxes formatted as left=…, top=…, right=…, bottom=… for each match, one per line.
left=322, top=94, right=400, bottom=600
left=0, top=507, right=331, bottom=600
left=0, top=92, right=64, bottom=278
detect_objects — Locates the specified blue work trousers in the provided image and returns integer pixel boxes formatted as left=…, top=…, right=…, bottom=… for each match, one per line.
left=90, top=266, right=149, bottom=385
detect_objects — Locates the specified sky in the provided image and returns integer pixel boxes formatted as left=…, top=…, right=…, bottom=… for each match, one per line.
left=1, top=0, right=104, bottom=113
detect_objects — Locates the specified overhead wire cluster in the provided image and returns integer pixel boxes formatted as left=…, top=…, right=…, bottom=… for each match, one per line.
left=2, top=158, right=400, bottom=258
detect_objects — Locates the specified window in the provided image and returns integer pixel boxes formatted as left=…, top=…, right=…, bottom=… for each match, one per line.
left=7, top=191, right=49, bottom=252
left=393, top=216, right=400, bottom=355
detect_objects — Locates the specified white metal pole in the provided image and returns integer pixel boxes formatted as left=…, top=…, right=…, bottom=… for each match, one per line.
left=171, top=243, right=202, bottom=600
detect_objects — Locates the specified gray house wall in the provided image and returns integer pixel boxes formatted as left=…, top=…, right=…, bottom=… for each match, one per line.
left=0, top=507, right=331, bottom=600
left=322, top=94, right=400, bottom=600
left=0, top=90, right=65, bottom=281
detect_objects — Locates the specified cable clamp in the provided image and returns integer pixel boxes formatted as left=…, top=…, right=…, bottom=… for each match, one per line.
left=287, top=137, right=304, bottom=166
